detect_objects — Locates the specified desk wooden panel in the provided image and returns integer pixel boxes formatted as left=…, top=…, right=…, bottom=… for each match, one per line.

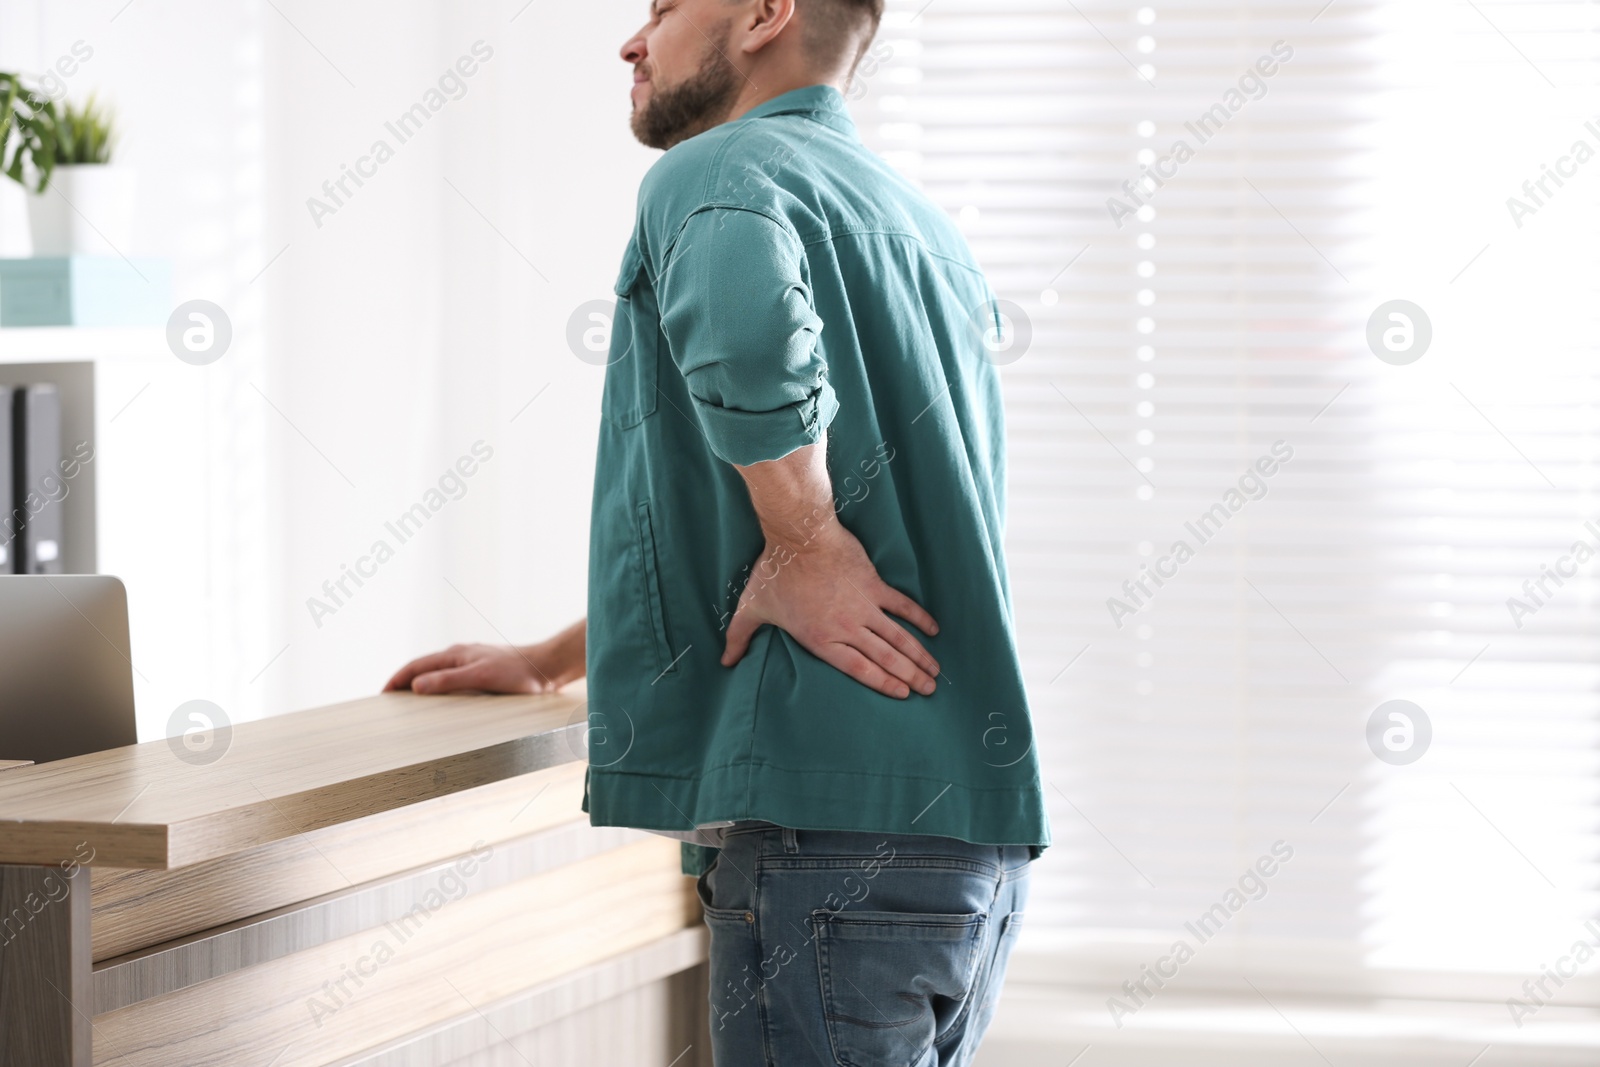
left=89, top=761, right=588, bottom=962
left=90, top=837, right=697, bottom=1067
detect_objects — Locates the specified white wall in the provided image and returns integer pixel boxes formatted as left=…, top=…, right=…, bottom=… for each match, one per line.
left=0, top=0, right=657, bottom=732
left=264, top=1, right=655, bottom=713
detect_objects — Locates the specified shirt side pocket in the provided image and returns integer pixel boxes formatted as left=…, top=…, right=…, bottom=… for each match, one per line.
left=636, top=500, right=676, bottom=677
left=601, top=237, right=660, bottom=429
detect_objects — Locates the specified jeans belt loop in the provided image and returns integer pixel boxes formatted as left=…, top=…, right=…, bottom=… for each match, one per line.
left=782, top=826, right=799, bottom=854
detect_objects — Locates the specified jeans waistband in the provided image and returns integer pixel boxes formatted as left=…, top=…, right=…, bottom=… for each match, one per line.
left=716, top=821, right=1034, bottom=873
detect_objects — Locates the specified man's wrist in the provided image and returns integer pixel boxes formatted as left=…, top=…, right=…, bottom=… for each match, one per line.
left=519, top=644, right=580, bottom=689
left=762, top=506, right=846, bottom=557
left=521, top=619, right=587, bottom=688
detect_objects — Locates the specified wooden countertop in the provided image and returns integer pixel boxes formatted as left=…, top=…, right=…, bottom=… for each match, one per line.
left=0, top=690, right=587, bottom=870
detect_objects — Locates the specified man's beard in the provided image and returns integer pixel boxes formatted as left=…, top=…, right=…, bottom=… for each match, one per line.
left=631, top=26, right=742, bottom=150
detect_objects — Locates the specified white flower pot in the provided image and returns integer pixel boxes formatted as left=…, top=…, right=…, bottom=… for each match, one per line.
left=0, top=180, right=32, bottom=257
left=26, top=164, right=137, bottom=257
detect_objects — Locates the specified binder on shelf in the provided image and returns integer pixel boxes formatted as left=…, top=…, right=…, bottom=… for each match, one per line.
left=14, top=384, right=63, bottom=575
left=0, top=257, right=173, bottom=327
left=0, top=385, right=10, bottom=574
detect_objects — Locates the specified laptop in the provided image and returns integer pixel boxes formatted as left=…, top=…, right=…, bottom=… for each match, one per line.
left=0, top=575, right=138, bottom=764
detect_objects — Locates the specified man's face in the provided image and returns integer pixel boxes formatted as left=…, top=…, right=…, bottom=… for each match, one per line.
left=621, top=0, right=744, bottom=150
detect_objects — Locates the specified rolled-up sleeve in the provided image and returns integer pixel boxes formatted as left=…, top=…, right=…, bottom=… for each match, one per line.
left=656, top=206, right=838, bottom=465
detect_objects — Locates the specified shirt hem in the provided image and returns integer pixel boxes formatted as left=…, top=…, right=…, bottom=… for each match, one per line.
left=586, top=763, right=1051, bottom=857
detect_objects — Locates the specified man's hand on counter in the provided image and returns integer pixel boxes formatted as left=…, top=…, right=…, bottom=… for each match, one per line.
left=383, top=619, right=586, bottom=695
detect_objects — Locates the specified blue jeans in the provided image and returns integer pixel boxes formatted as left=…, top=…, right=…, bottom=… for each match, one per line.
left=696, top=822, right=1032, bottom=1066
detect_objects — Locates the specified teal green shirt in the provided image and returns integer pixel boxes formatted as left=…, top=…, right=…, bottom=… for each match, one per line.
left=581, top=85, right=1048, bottom=874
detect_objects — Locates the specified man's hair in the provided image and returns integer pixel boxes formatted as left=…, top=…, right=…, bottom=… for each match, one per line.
left=800, top=0, right=884, bottom=75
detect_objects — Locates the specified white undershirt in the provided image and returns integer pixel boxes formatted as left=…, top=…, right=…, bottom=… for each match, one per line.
left=639, top=820, right=760, bottom=847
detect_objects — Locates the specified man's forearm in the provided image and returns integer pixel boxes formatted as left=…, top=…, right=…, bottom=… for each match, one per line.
left=735, top=436, right=842, bottom=554
left=521, top=617, right=586, bottom=686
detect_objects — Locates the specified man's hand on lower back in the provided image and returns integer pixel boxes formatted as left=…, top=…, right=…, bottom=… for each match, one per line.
left=720, top=515, right=941, bottom=700
left=383, top=620, right=586, bottom=695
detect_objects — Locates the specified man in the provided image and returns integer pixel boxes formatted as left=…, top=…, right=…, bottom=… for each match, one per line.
left=385, top=0, right=1048, bottom=1061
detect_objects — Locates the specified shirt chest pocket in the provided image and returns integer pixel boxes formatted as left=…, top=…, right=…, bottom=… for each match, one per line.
left=601, top=239, right=660, bottom=429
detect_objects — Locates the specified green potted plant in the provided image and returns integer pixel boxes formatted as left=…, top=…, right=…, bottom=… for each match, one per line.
left=0, top=77, right=132, bottom=256
left=0, top=72, right=59, bottom=192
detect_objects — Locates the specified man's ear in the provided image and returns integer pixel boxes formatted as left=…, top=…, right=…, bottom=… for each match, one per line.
left=736, top=0, right=798, bottom=55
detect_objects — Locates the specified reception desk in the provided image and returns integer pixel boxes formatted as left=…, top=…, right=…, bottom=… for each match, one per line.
left=0, top=691, right=711, bottom=1066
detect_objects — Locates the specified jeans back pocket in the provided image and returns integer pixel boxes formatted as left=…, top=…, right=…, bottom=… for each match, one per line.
left=813, top=909, right=988, bottom=1067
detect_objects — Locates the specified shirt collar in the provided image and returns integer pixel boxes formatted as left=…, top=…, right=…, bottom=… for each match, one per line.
left=738, top=85, right=857, bottom=137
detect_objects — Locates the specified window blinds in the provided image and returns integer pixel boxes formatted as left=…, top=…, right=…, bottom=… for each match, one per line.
left=853, top=0, right=1600, bottom=985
